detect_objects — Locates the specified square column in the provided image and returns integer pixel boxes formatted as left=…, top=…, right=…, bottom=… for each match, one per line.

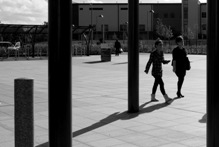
left=128, top=0, right=139, bottom=113
left=207, top=1, right=219, bottom=146
left=48, top=0, right=72, bottom=146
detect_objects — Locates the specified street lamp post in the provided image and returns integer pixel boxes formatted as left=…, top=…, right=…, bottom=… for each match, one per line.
left=147, top=10, right=154, bottom=41
left=90, top=3, right=93, bottom=44
left=96, top=14, right=104, bottom=42
left=102, top=23, right=105, bottom=43
left=100, top=15, right=104, bottom=43
left=123, top=21, right=128, bottom=44
left=87, top=3, right=93, bottom=56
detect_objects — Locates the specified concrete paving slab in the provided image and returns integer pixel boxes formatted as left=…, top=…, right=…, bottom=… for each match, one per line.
left=0, top=53, right=206, bottom=147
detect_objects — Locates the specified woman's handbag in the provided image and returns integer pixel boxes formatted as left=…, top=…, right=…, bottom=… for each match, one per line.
left=185, top=57, right=191, bottom=70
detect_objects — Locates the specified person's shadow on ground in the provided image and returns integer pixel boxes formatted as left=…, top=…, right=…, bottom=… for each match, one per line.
left=199, top=113, right=207, bottom=123
left=36, top=100, right=174, bottom=147
left=73, top=101, right=171, bottom=137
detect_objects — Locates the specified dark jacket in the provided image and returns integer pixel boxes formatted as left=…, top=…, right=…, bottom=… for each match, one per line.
left=114, top=41, right=121, bottom=49
left=145, top=50, right=168, bottom=77
left=172, top=46, right=187, bottom=73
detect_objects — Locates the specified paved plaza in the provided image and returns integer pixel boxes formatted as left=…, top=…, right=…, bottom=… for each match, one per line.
left=0, top=53, right=206, bottom=147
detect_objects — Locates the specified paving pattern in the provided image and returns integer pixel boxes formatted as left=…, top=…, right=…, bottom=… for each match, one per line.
left=0, top=53, right=206, bottom=147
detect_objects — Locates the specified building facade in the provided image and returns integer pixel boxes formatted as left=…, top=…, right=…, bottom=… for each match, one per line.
left=72, top=1, right=207, bottom=40
left=200, top=3, right=207, bottom=39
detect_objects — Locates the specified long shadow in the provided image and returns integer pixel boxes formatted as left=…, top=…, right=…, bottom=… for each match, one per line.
left=84, top=61, right=109, bottom=64
left=199, top=113, right=207, bottom=123
left=36, top=143, right=48, bottom=147
left=73, top=101, right=171, bottom=137
left=84, top=61, right=128, bottom=64
left=113, top=62, right=128, bottom=65
left=36, top=101, right=172, bottom=147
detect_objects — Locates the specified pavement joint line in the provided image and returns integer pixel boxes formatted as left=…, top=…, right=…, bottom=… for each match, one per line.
left=0, top=54, right=207, bottom=146
left=0, top=102, right=13, bottom=107
left=169, top=106, right=205, bottom=114
left=0, top=105, right=13, bottom=107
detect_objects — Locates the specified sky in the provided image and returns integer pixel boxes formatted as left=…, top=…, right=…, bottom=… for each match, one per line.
left=0, top=0, right=207, bottom=25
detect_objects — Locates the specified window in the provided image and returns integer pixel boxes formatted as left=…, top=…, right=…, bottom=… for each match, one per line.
left=183, top=0, right=188, bottom=5
left=170, top=13, right=175, bottom=18
left=164, top=13, right=168, bottom=18
left=121, top=8, right=128, bottom=10
left=202, top=24, right=206, bottom=30
left=89, top=8, right=103, bottom=10
left=139, top=24, right=145, bottom=32
left=183, top=7, right=188, bottom=19
left=183, top=24, right=188, bottom=33
left=202, top=12, right=207, bottom=18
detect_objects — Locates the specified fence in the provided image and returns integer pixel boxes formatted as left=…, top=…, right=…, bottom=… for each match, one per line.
left=0, top=41, right=206, bottom=60
left=72, top=45, right=86, bottom=56
left=71, top=43, right=207, bottom=56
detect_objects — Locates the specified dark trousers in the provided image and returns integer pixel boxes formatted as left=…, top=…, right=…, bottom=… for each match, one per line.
left=176, top=72, right=185, bottom=94
left=152, top=75, right=166, bottom=95
left=115, top=48, right=120, bottom=55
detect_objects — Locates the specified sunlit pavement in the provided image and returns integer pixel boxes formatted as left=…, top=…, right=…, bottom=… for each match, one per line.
left=0, top=53, right=206, bottom=147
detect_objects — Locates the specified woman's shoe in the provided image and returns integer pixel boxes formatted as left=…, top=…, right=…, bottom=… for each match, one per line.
left=163, top=94, right=173, bottom=104
left=177, top=92, right=184, bottom=98
left=151, top=94, right=159, bottom=102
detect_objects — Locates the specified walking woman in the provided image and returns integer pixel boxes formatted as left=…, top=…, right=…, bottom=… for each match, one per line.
left=145, top=38, right=172, bottom=104
left=172, top=36, right=188, bottom=98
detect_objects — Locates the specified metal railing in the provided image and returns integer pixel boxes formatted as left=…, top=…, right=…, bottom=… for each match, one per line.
left=72, top=45, right=86, bottom=56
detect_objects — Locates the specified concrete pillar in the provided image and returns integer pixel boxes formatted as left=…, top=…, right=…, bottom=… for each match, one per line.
left=128, top=0, right=139, bottom=113
left=207, top=1, right=219, bottom=146
left=14, top=78, right=34, bottom=147
left=48, top=0, right=72, bottom=146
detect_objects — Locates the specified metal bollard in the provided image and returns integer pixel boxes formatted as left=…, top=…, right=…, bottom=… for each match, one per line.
left=14, top=78, right=34, bottom=147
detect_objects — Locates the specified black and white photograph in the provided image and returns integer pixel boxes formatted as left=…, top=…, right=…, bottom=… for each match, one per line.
left=1, top=0, right=217, bottom=146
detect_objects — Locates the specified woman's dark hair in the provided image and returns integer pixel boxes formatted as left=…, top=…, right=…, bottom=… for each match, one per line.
left=154, top=38, right=163, bottom=47
left=175, top=36, right=184, bottom=43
